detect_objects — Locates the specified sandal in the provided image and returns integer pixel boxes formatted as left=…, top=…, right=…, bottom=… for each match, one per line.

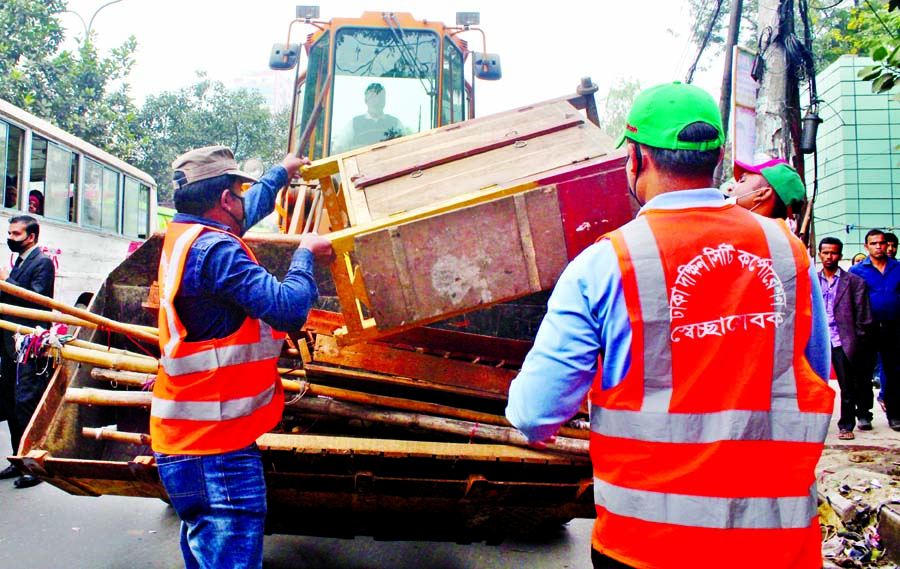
left=838, top=430, right=855, bottom=440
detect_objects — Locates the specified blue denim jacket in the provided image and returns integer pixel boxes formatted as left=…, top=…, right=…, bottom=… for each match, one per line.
left=171, top=165, right=318, bottom=341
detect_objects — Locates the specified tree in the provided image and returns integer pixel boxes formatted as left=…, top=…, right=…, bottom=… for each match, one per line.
left=851, top=1, right=900, bottom=96
left=138, top=75, right=290, bottom=204
left=814, top=1, right=899, bottom=71
left=685, top=0, right=759, bottom=77
left=0, top=0, right=66, bottom=83
left=0, top=0, right=144, bottom=160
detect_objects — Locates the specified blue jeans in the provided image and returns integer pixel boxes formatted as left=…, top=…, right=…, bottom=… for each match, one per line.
left=156, top=444, right=267, bottom=569
left=876, top=354, right=886, bottom=402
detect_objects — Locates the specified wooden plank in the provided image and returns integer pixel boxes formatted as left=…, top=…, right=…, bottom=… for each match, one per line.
left=256, top=433, right=588, bottom=465
left=360, top=123, right=610, bottom=220
left=351, top=99, right=586, bottom=187
left=354, top=186, right=567, bottom=331
left=353, top=116, right=583, bottom=189
left=377, top=326, right=531, bottom=364
left=338, top=155, right=368, bottom=226
left=313, top=335, right=516, bottom=399
left=303, top=363, right=508, bottom=401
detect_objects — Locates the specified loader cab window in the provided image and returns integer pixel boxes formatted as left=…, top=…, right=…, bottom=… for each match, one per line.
left=441, top=38, right=465, bottom=126
left=293, top=31, right=331, bottom=160
left=330, top=26, right=439, bottom=154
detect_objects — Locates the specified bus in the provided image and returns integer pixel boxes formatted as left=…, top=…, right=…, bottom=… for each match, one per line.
left=0, top=98, right=157, bottom=307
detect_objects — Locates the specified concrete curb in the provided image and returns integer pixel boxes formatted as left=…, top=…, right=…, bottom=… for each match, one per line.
left=880, top=504, right=900, bottom=564
left=818, top=472, right=900, bottom=565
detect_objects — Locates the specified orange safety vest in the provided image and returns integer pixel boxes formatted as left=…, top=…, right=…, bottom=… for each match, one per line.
left=590, top=205, right=834, bottom=569
left=150, top=222, right=286, bottom=455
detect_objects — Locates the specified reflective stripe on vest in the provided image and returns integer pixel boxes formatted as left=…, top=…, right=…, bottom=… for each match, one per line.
left=590, top=407, right=829, bottom=444
left=152, top=382, right=276, bottom=421
left=160, top=223, right=204, bottom=358
left=159, top=320, right=285, bottom=377
left=594, top=478, right=817, bottom=529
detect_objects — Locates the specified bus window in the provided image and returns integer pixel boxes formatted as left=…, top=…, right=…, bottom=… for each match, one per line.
left=83, top=158, right=120, bottom=232
left=2, top=122, right=22, bottom=209
left=83, top=159, right=102, bottom=227
left=101, top=166, right=119, bottom=232
left=123, top=176, right=150, bottom=238
left=28, top=136, right=49, bottom=214
left=0, top=122, right=7, bottom=204
left=44, top=142, right=76, bottom=221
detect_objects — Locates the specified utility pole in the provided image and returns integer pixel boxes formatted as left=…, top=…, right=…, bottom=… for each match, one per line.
left=714, top=0, right=744, bottom=187
left=754, top=0, right=802, bottom=171
left=754, top=0, right=809, bottom=242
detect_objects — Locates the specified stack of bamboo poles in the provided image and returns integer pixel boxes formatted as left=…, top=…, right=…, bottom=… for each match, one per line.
left=0, top=279, right=589, bottom=456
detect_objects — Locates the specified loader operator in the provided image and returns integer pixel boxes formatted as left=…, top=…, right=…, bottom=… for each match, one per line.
left=151, top=145, right=333, bottom=569
left=506, top=82, right=833, bottom=569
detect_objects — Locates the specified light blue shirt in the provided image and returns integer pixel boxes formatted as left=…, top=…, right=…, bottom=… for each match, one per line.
left=505, top=188, right=831, bottom=443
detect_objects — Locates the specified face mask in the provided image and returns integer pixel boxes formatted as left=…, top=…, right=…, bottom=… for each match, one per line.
left=224, top=192, right=247, bottom=236
left=7, top=237, right=28, bottom=253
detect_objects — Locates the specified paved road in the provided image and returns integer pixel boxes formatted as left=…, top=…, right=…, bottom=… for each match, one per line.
left=0, top=378, right=895, bottom=569
left=0, top=429, right=594, bottom=569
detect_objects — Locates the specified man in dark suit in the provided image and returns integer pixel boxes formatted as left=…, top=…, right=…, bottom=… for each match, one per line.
left=819, top=237, right=873, bottom=439
left=0, top=215, right=55, bottom=487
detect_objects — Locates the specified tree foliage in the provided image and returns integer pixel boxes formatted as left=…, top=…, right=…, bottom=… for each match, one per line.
left=138, top=75, right=288, bottom=204
left=685, top=0, right=898, bottom=77
left=0, top=1, right=292, bottom=207
left=598, top=78, right=642, bottom=140
left=810, top=1, right=898, bottom=72
left=685, top=0, right=759, bottom=76
left=0, top=0, right=145, bottom=161
left=851, top=1, right=900, bottom=98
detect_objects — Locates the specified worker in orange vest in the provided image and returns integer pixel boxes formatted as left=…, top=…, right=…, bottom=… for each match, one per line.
left=506, top=82, right=834, bottom=569
left=152, top=146, right=333, bottom=569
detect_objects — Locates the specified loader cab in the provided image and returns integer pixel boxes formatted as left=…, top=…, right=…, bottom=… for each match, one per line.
left=273, top=10, right=500, bottom=160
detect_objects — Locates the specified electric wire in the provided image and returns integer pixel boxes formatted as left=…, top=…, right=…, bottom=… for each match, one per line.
left=863, top=0, right=899, bottom=41
left=675, top=0, right=712, bottom=76
left=685, top=0, right=727, bottom=83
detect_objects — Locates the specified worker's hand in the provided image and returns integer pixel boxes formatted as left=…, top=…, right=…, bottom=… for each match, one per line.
left=299, top=233, right=335, bottom=265
left=0, top=266, right=10, bottom=281
left=527, top=435, right=557, bottom=450
left=281, top=155, right=311, bottom=180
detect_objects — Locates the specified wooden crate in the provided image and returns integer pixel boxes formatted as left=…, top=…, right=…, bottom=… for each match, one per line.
left=301, top=92, right=628, bottom=345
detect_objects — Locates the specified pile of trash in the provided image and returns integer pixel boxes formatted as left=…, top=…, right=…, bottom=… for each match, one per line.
left=819, top=452, right=900, bottom=568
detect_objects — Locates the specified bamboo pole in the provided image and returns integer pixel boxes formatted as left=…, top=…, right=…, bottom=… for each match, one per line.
left=0, top=279, right=158, bottom=344
left=66, top=387, right=151, bottom=407
left=63, top=387, right=588, bottom=455
left=290, top=379, right=589, bottom=440
left=90, top=368, right=155, bottom=388
left=0, top=302, right=158, bottom=336
left=82, top=426, right=151, bottom=445
left=85, top=367, right=588, bottom=441
left=62, top=346, right=158, bottom=374
left=0, top=318, right=156, bottom=360
left=285, top=395, right=589, bottom=456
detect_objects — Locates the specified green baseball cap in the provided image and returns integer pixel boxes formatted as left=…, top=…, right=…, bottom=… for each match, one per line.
left=733, top=158, right=806, bottom=207
left=616, top=82, right=724, bottom=151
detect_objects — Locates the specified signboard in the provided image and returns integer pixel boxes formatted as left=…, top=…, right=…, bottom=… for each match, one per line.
left=732, top=46, right=758, bottom=165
